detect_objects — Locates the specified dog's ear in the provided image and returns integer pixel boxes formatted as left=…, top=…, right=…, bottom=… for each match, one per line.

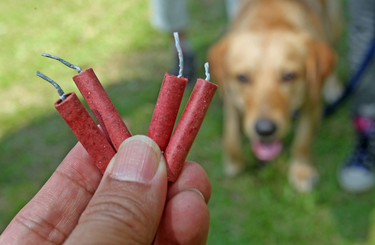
left=306, top=40, right=336, bottom=103
left=207, top=35, right=232, bottom=89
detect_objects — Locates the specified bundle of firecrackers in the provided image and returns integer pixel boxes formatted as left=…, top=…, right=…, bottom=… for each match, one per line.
left=36, top=33, right=217, bottom=182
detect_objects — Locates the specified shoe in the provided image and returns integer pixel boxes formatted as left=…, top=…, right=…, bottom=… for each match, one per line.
left=338, top=116, right=375, bottom=193
left=171, top=51, right=196, bottom=82
left=338, top=136, right=375, bottom=193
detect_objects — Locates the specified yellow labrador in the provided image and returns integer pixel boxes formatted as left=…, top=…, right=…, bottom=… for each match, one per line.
left=208, top=0, right=342, bottom=191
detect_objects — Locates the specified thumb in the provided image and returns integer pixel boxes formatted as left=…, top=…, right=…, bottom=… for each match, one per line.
left=65, top=135, right=168, bottom=245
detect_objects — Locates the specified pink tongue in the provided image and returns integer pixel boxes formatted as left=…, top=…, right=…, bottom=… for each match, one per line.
left=252, top=140, right=283, bottom=161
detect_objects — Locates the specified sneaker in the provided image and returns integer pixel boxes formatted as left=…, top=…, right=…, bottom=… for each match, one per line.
left=171, top=51, right=196, bottom=82
left=338, top=136, right=375, bottom=193
left=338, top=116, right=375, bottom=193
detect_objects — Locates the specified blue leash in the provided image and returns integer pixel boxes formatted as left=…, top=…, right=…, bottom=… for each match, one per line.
left=324, top=36, right=375, bottom=117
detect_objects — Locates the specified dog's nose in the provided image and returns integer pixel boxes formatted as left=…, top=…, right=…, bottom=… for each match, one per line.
left=255, top=119, right=277, bottom=137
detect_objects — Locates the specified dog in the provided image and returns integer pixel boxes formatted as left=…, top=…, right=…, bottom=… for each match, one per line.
left=208, top=0, right=343, bottom=192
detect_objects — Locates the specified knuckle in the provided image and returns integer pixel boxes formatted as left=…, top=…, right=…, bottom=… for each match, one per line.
left=15, top=212, right=66, bottom=244
left=80, top=193, right=152, bottom=243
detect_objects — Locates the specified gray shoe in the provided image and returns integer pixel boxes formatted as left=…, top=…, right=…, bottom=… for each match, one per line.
left=172, top=51, right=196, bottom=82
left=338, top=137, right=375, bottom=193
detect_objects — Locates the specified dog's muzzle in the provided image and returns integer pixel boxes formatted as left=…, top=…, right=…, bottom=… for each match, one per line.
left=251, top=119, right=283, bottom=161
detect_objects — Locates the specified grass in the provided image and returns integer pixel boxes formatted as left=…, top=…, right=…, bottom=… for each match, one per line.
left=1, top=0, right=374, bottom=244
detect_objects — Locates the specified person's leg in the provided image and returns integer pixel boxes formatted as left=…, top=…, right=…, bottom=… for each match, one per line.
left=338, top=0, right=375, bottom=193
left=225, top=0, right=241, bottom=20
left=149, top=0, right=242, bottom=80
left=150, top=0, right=189, bottom=33
left=149, top=0, right=196, bottom=80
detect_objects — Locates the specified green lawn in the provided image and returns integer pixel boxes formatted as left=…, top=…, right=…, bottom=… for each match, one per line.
left=1, top=0, right=374, bottom=244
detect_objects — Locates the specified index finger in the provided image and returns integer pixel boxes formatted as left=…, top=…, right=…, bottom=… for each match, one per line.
left=0, top=142, right=103, bottom=245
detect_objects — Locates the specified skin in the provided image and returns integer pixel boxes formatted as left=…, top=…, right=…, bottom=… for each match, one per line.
left=0, top=135, right=211, bottom=245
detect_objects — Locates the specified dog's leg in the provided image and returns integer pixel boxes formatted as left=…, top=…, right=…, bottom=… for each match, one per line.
left=322, top=72, right=343, bottom=104
left=289, top=104, right=321, bottom=192
left=223, top=93, right=244, bottom=177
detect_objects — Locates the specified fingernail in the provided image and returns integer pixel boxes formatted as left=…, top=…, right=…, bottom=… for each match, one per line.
left=182, top=188, right=206, bottom=203
left=110, top=135, right=161, bottom=183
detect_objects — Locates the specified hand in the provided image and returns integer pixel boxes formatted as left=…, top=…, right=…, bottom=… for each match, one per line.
left=0, top=135, right=211, bottom=244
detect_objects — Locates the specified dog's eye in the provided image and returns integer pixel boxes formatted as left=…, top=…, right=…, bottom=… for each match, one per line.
left=237, top=74, right=250, bottom=83
left=281, top=72, right=295, bottom=82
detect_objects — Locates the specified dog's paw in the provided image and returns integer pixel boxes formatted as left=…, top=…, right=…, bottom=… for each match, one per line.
left=288, top=161, right=319, bottom=192
left=323, top=74, right=343, bottom=104
left=224, top=156, right=244, bottom=177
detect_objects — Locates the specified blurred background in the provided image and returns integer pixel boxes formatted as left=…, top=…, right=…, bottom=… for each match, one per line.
left=1, top=0, right=375, bottom=244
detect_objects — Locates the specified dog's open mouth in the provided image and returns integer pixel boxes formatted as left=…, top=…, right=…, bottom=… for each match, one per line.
left=251, top=140, right=283, bottom=161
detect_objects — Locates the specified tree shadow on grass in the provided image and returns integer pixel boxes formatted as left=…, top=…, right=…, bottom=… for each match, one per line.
left=2, top=75, right=375, bottom=245
left=2, top=80, right=375, bottom=245
left=0, top=70, right=223, bottom=233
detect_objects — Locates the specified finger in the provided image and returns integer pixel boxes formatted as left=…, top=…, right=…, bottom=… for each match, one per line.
left=167, top=161, right=211, bottom=203
left=64, top=135, right=168, bottom=245
left=154, top=190, right=210, bottom=245
left=154, top=161, right=211, bottom=244
left=0, top=142, right=102, bottom=245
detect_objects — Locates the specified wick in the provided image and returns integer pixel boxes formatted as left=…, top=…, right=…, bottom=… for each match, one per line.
left=173, top=32, right=184, bottom=78
left=36, top=71, right=67, bottom=101
left=41, top=53, right=83, bottom=74
left=204, top=62, right=210, bottom=81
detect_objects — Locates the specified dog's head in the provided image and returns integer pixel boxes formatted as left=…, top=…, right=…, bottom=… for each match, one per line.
left=208, top=31, right=335, bottom=161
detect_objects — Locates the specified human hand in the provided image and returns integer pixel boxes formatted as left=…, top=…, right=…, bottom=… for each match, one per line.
left=0, top=135, right=211, bottom=244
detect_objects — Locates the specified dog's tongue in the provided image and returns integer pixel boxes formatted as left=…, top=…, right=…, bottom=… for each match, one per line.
left=252, top=140, right=283, bottom=161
